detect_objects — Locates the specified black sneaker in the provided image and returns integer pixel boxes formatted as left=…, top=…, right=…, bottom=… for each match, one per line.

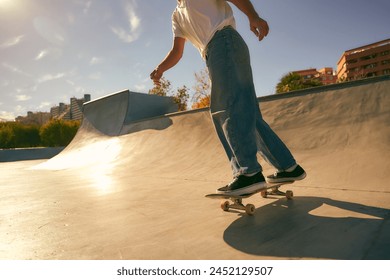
left=216, top=172, right=267, bottom=196
left=267, top=165, right=306, bottom=184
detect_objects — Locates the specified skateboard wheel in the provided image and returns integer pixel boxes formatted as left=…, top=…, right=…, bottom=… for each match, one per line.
left=286, top=190, right=293, bottom=200
left=260, top=190, right=267, bottom=198
left=245, top=204, right=255, bottom=215
left=221, top=201, right=230, bottom=211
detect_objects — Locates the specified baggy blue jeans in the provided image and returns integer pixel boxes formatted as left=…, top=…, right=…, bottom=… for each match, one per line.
left=205, top=26, right=296, bottom=177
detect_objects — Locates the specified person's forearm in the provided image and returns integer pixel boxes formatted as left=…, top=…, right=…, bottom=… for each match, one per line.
left=227, top=0, right=269, bottom=40
left=156, top=48, right=182, bottom=73
left=151, top=37, right=185, bottom=86
left=156, top=37, right=185, bottom=72
left=227, top=0, right=259, bottom=20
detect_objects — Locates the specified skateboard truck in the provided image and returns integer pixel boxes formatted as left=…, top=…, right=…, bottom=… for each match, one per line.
left=221, top=197, right=256, bottom=215
left=260, top=187, right=293, bottom=199
left=206, top=182, right=294, bottom=215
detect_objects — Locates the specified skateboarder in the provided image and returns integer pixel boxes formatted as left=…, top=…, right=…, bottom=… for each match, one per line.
left=150, top=0, right=306, bottom=196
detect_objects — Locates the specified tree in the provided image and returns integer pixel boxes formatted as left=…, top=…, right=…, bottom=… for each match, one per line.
left=192, top=95, right=210, bottom=109
left=40, top=119, right=80, bottom=147
left=276, top=72, right=323, bottom=93
left=0, top=123, right=14, bottom=149
left=148, top=78, right=172, bottom=97
left=191, top=68, right=211, bottom=109
left=149, top=77, right=189, bottom=111
left=13, top=123, right=40, bottom=147
left=173, top=85, right=190, bottom=111
left=0, top=122, right=40, bottom=148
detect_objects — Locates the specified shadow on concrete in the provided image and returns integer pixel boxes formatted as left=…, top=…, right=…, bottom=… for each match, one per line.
left=120, top=115, right=174, bottom=135
left=82, top=90, right=177, bottom=136
left=223, top=196, right=390, bottom=259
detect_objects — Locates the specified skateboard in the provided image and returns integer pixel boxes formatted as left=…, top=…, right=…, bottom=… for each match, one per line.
left=205, top=181, right=294, bottom=215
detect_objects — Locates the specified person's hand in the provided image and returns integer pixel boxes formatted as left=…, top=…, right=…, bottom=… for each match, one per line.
left=249, top=16, right=269, bottom=41
left=150, top=67, right=163, bottom=86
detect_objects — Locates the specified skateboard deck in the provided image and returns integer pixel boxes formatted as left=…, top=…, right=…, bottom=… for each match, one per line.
left=205, top=181, right=294, bottom=215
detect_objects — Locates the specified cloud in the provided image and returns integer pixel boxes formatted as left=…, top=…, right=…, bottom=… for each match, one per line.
left=16, top=95, right=32, bottom=101
left=33, top=17, right=67, bottom=46
left=1, top=35, right=25, bottom=48
left=0, top=111, right=16, bottom=121
left=35, top=49, right=49, bottom=60
left=2, top=63, right=32, bottom=77
left=34, top=48, right=62, bottom=61
left=37, top=73, right=66, bottom=83
left=90, top=57, right=104, bottom=65
left=111, top=0, right=141, bottom=43
left=74, top=86, right=87, bottom=94
left=13, top=105, right=27, bottom=117
left=39, top=102, right=51, bottom=110
left=66, top=80, right=75, bottom=86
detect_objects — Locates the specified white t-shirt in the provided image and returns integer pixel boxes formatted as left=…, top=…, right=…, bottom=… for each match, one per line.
left=172, top=0, right=236, bottom=59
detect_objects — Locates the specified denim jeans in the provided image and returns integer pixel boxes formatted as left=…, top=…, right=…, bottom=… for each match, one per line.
left=205, top=26, right=296, bottom=177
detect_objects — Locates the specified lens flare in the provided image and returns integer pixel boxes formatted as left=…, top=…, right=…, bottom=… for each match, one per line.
left=0, top=0, right=16, bottom=10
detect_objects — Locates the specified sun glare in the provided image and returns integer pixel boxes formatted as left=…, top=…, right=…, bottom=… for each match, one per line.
left=0, top=0, right=24, bottom=16
left=0, top=0, right=15, bottom=8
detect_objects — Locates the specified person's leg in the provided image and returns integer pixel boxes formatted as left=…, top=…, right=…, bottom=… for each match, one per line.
left=206, top=27, right=266, bottom=195
left=254, top=108, right=296, bottom=171
left=207, top=27, right=306, bottom=187
left=254, top=107, right=306, bottom=182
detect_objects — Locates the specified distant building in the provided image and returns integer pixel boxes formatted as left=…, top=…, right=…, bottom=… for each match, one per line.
left=50, top=102, right=69, bottom=119
left=15, top=111, right=51, bottom=126
left=13, top=94, right=92, bottom=125
left=337, top=38, right=390, bottom=81
left=317, top=67, right=338, bottom=85
left=51, top=94, right=91, bottom=121
left=293, top=67, right=337, bottom=85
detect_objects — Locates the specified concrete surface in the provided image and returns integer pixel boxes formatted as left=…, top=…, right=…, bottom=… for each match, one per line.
left=82, top=89, right=178, bottom=136
left=0, top=147, right=64, bottom=162
left=0, top=76, right=389, bottom=260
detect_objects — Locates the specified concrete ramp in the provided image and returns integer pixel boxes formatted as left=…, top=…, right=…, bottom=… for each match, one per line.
left=0, top=147, right=64, bottom=162
left=82, top=89, right=129, bottom=136
left=82, top=89, right=178, bottom=136
left=34, top=90, right=177, bottom=170
left=1, top=76, right=389, bottom=260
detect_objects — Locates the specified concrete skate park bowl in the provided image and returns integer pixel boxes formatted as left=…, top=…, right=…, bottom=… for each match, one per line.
left=0, top=77, right=389, bottom=259
left=81, top=89, right=178, bottom=136
left=0, top=90, right=177, bottom=163
left=0, top=147, right=64, bottom=162
left=18, top=90, right=178, bottom=169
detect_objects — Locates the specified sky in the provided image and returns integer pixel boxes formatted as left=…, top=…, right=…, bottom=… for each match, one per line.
left=1, top=0, right=389, bottom=121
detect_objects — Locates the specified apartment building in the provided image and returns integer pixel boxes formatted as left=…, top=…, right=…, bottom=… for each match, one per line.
left=337, top=38, right=390, bottom=81
left=50, top=94, right=91, bottom=121
left=15, top=111, right=51, bottom=125
left=293, top=67, right=337, bottom=85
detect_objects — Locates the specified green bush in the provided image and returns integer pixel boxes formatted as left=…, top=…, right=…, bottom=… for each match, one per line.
left=0, top=123, right=14, bottom=148
left=0, top=122, right=40, bottom=148
left=39, top=119, right=80, bottom=147
left=0, top=120, right=80, bottom=149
